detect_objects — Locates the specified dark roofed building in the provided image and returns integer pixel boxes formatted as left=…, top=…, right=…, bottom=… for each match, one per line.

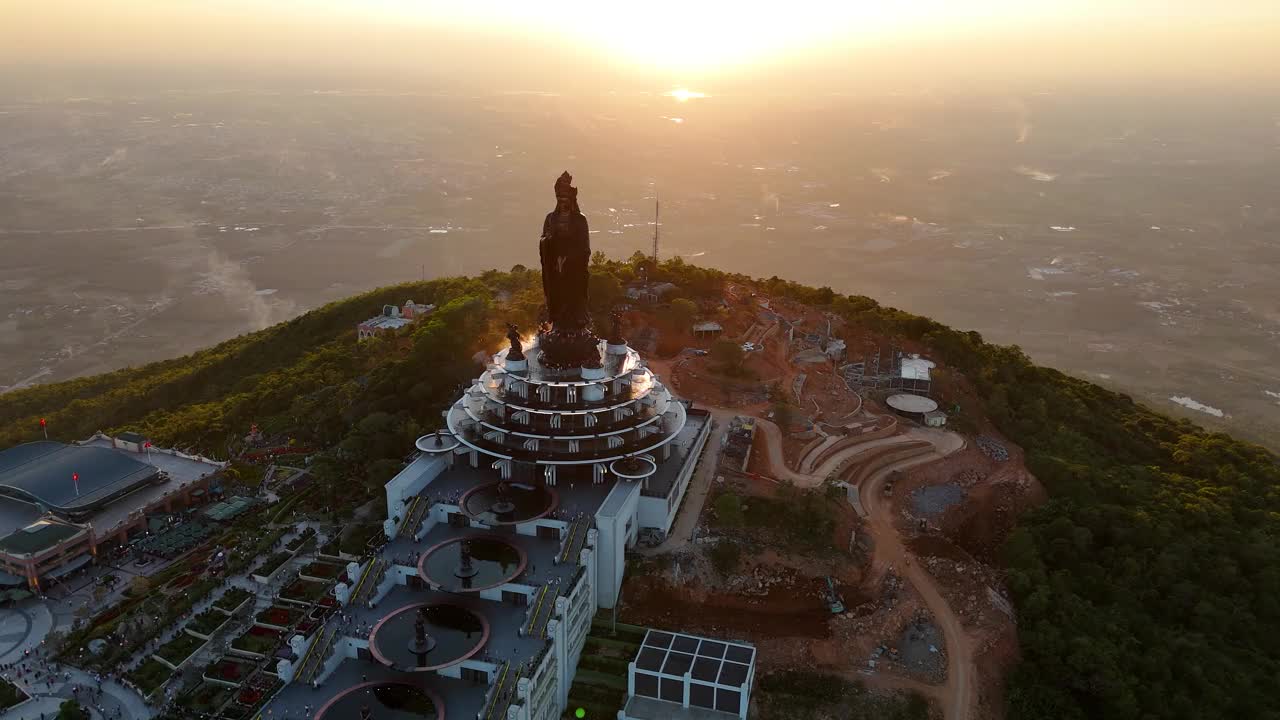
left=0, top=434, right=227, bottom=590
left=0, top=441, right=164, bottom=520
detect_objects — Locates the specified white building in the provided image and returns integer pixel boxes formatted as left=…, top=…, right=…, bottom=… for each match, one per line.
left=356, top=299, right=436, bottom=340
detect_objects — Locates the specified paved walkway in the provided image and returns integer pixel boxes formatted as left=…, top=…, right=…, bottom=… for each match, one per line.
left=0, top=608, right=38, bottom=665
left=642, top=409, right=734, bottom=552
left=0, top=660, right=151, bottom=719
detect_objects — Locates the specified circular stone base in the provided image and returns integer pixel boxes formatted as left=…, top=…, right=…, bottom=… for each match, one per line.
left=416, top=432, right=461, bottom=454
left=408, top=635, right=437, bottom=655
left=491, top=500, right=516, bottom=515
left=369, top=603, right=489, bottom=672
left=459, top=482, right=558, bottom=525
left=537, top=328, right=601, bottom=370
left=606, top=342, right=629, bottom=355
left=419, top=535, right=527, bottom=592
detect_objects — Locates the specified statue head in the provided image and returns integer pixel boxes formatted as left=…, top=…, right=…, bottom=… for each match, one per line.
left=554, top=171, right=579, bottom=214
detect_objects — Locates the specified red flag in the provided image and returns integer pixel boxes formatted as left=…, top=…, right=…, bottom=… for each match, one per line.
left=39, top=418, right=46, bottom=427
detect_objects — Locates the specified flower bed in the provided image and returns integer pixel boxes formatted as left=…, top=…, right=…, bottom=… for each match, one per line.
left=279, top=578, right=328, bottom=605
left=205, top=656, right=257, bottom=685
left=126, top=658, right=173, bottom=697
left=213, top=587, right=253, bottom=614
left=233, top=674, right=281, bottom=716
left=186, top=608, right=230, bottom=638
left=255, top=605, right=303, bottom=628
left=299, top=561, right=342, bottom=580
left=230, top=625, right=282, bottom=657
left=155, top=632, right=206, bottom=668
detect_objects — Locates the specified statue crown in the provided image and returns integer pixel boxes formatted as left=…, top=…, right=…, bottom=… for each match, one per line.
left=554, top=171, right=576, bottom=199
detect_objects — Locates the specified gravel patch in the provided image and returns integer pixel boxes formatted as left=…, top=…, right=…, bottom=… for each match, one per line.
left=911, top=483, right=964, bottom=516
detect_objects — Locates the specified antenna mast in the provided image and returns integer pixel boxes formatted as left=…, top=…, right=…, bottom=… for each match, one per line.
left=652, top=194, right=660, bottom=264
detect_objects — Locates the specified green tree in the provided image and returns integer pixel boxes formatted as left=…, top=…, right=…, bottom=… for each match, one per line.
left=710, top=340, right=745, bottom=375
left=588, top=270, right=623, bottom=312
left=668, top=298, right=698, bottom=330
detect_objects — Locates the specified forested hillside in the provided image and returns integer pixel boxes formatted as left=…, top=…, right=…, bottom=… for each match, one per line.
left=1, top=254, right=1276, bottom=720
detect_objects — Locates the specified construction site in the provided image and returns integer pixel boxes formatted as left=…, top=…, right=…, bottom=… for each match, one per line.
left=618, top=284, right=1044, bottom=720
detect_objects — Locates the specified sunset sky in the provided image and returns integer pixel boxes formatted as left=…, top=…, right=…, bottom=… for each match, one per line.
left=3, top=0, right=1278, bottom=90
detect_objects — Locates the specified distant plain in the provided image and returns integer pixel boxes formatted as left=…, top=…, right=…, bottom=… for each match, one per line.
left=1, top=89, right=1277, bottom=448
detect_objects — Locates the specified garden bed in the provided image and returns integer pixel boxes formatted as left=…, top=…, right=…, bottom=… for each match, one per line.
left=126, top=658, right=173, bottom=697
left=340, top=523, right=382, bottom=556
left=255, top=605, right=304, bottom=629
left=186, top=608, right=231, bottom=638
left=232, top=674, right=281, bottom=715
left=254, top=552, right=293, bottom=581
left=278, top=578, right=329, bottom=605
left=176, top=680, right=236, bottom=715
left=204, top=656, right=258, bottom=686
left=155, top=632, right=207, bottom=669
left=230, top=625, right=283, bottom=657
left=299, top=561, right=343, bottom=581
left=284, top=527, right=317, bottom=553
left=317, top=536, right=343, bottom=559
left=213, top=587, right=254, bottom=614
left=0, top=678, right=27, bottom=710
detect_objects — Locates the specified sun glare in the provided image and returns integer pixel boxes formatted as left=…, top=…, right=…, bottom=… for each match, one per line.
left=665, top=89, right=707, bottom=102
left=393, top=0, right=1064, bottom=72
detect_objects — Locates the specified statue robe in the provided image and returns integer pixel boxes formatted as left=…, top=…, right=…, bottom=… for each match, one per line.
left=540, top=209, right=591, bottom=331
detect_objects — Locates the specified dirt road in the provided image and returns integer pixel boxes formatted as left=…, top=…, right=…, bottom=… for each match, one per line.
left=861, top=454, right=975, bottom=720
left=753, top=412, right=975, bottom=720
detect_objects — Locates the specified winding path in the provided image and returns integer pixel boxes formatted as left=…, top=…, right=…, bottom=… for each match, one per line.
left=752, top=413, right=975, bottom=720
left=645, top=358, right=976, bottom=717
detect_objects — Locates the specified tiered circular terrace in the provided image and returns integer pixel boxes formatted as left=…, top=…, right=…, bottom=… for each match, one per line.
left=368, top=602, right=489, bottom=672
left=445, top=341, right=688, bottom=469
left=316, top=681, right=444, bottom=720
left=458, top=481, right=558, bottom=525
left=417, top=535, right=527, bottom=593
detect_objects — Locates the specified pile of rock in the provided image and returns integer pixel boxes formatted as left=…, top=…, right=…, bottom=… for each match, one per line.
left=976, top=436, right=1009, bottom=462
left=953, top=468, right=987, bottom=487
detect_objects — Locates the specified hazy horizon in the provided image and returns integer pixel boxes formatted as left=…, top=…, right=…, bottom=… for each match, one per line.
left=4, top=1, right=1279, bottom=96
left=2, top=1, right=1278, bottom=451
